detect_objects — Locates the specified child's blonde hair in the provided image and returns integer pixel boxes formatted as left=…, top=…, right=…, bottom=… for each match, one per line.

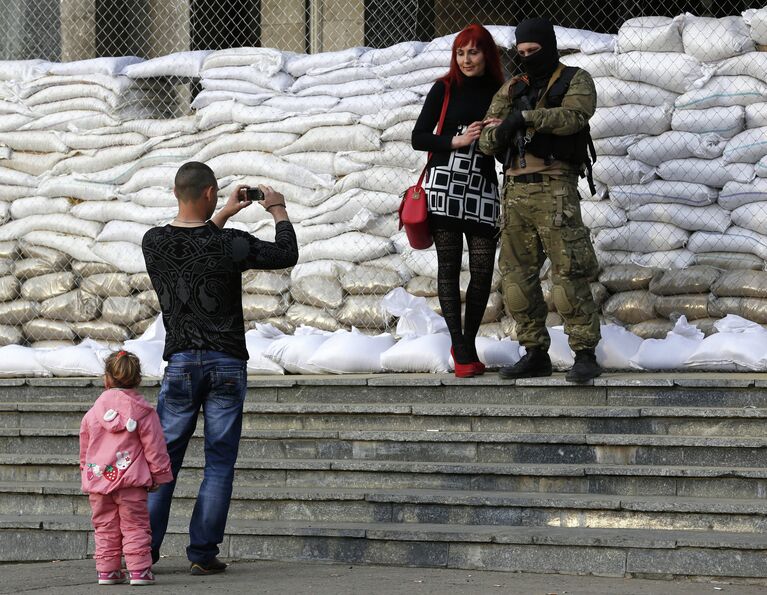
left=104, top=350, right=142, bottom=389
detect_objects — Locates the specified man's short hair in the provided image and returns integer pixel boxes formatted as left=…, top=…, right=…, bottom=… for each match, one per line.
left=174, top=162, right=217, bottom=202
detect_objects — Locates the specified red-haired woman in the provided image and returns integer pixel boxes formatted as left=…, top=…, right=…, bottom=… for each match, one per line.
left=412, top=23, right=504, bottom=377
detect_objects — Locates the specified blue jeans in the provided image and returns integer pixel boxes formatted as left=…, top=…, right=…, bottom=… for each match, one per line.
left=148, top=350, right=246, bottom=564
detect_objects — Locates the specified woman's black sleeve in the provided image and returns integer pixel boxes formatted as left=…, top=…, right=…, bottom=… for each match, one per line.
left=411, top=81, right=453, bottom=153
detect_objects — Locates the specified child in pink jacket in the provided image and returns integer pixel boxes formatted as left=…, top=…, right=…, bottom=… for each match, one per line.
left=79, top=350, right=173, bottom=586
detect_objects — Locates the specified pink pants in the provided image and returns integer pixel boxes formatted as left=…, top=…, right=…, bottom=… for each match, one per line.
left=89, top=487, right=152, bottom=572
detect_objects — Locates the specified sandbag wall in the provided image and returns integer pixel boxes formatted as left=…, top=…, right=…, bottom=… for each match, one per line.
left=0, top=12, right=765, bottom=348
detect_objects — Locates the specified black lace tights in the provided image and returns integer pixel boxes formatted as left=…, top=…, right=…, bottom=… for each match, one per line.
left=432, top=228, right=498, bottom=364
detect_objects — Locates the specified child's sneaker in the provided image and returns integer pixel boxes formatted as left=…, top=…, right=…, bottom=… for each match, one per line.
left=129, top=568, right=155, bottom=586
left=97, top=569, right=127, bottom=585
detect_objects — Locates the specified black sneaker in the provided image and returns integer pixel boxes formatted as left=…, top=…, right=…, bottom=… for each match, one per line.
left=566, top=349, right=602, bottom=384
left=498, top=347, right=553, bottom=379
left=190, top=557, right=227, bottom=576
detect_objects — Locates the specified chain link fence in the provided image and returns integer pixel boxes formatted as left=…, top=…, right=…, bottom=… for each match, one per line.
left=0, top=1, right=766, bottom=358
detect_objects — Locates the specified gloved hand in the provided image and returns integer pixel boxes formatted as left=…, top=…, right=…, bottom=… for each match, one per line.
left=494, top=110, right=526, bottom=144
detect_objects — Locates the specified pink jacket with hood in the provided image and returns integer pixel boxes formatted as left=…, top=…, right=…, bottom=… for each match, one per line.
left=79, top=388, right=173, bottom=494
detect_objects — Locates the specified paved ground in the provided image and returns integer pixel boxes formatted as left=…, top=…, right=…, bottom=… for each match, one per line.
left=1, top=559, right=765, bottom=594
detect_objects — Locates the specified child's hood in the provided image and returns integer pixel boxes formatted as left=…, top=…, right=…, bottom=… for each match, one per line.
left=93, top=388, right=155, bottom=434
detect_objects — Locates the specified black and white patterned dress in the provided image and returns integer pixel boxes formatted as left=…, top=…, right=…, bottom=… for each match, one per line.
left=412, top=75, right=501, bottom=238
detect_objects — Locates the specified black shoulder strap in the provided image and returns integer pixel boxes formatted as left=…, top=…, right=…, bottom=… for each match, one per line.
left=548, top=65, right=579, bottom=98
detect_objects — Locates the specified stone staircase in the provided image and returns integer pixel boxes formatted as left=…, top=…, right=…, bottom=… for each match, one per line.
left=1, top=374, right=767, bottom=582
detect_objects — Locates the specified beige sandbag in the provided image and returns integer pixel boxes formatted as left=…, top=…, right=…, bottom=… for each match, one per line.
left=0, top=259, right=12, bottom=275
left=599, top=265, right=658, bottom=292
left=478, top=322, right=505, bottom=340
left=0, top=300, right=38, bottom=324
left=0, top=324, right=22, bottom=346
left=71, top=261, right=119, bottom=277
left=546, top=311, right=564, bottom=327
left=30, top=340, right=76, bottom=349
left=480, top=292, right=505, bottom=324
left=693, top=252, right=764, bottom=270
left=541, top=278, right=555, bottom=311
left=249, top=317, right=296, bottom=335
left=459, top=270, right=502, bottom=299
left=128, top=273, right=153, bottom=292
left=603, top=290, right=657, bottom=324
left=12, top=258, right=60, bottom=280
left=71, top=320, right=130, bottom=342
left=628, top=318, right=675, bottom=339
left=80, top=273, right=132, bottom=297
left=501, top=316, right=517, bottom=340
left=0, top=241, right=17, bottom=259
left=649, top=266, right=720, bottom=296
left=242, top=270, right=290, bottom=295
left=591, top=282, right=609, bottom=307
left=242, top=294, right=290, bottom=320
left=336, top=295, right=393, bottom=329
left=23, top=318, right=75, bottom=341
left=690, top=317, right=720, bottom=336
left=136, top=290, right=160, bottom=311
left=130, top=317, right=155, bottom=337
left=0, top=275, right=20, bottom=301
left=286, top=303, right=341, bottom=332
left=40, top=290, right=101, bottom=322
left=654, top=294, right=710, bottom=320
left=341, top=266, right=402, bottom=295
left=291, top=276, right=344, bottom=309
left=101, top=296, right=153, bottom=326
left=711, top=270, right=767, bottom=298
left=21, top=272, right=76, bottom=301
left=708, top=296, right=767, bottom=324
left=18, top=242, right=69, bottom=269
left=405, top=276, right=438, bottom=297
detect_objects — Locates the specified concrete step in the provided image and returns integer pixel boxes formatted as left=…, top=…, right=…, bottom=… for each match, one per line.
left=2, top=427, right=765, bottom=467
left=1, top=482, right=766, bottom=534
left=2, top=455, right=767, bottom=500
left=3, top=515, right=767, bottom=581
left=4, top=375, right=767, bottom=408
left=3, top=401, right=767, bottom=437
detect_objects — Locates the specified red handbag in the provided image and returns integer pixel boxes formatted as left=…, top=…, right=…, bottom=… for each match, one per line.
left=399, top=85, right=451, bottom=250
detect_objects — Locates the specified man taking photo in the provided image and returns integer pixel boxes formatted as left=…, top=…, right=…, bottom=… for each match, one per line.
left=142, top=161, right=298, bottom=575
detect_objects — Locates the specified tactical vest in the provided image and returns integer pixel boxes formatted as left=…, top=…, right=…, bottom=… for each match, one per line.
left=510, top=65, right=596, bottom=185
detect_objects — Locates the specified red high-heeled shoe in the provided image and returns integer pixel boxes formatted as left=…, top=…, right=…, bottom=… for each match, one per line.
left=471, top=360, right=486, bottom=375
left=451, top=347, right=476, bottom=378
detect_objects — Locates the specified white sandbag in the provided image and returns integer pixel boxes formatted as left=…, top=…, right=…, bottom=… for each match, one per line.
left=685, top=314, right=767, bottom=370
left=719, top=178, right=767, bottom=209
left=202, top=47, right=283, bottom=74
left=617, top=16, right=684, bottom=53
left=0, top=165, right=37, bottom=187
left=0, top=185, right=35, bottom=200
left=285, top=48, right=366, bottom=78
left=281, top=152, right=338, bottom=176
left=611, top=181, right=719, bottom=209
left=360, top=105, right=422, bottom=130
left=246, top=111, right=359, bottom=135
left=360, top=42, right=427, bottom=66
left=614, top=51, right=705, bottom=93
left=263, top=329, right=332, bottom=374
left=90, top=241, right=146, bottom=273
left=592, top=155, right=655, bottom=186
left=95, top=220, right=152, bottom=245
left=593, top=77, right=677, bottom=108
left=591, top=135, right=643, bottom=157
left=595, top=221, right=689, bottom=252
left=120, top=338, right=166, bottom=377
left=23, top=83, right=119, bottom=107
left=723, top=127, right=767, bottom=164
left=59, top=130, right=147, bottom=150
left=277, top=124, right=380, bottom=155
left=559, top=52, right=616, bottom=78
left=194, top=131, right=298, bottom=162
left=307, top=329, right=396, bottom=374
left=671, top=105, right=744, bottom=138
left=627, top=131, right=726, bottom=166
left=343, top=142, right=424, bottom=171
left=746, top=103, right=767, bottom=129
left=38, top=177, right=119, bottom=202
left=0, top=345, right=49, bottom=377
left=0, top=59, right=46, bottom=81
left=632, top=249, right=696, bottom=269
left=590, top=104, right=672, bottom=139
left=715, top=54, right=767, bottom=85
left=628, top=203, right=730, bottom=233
left=2, top=150, right=68, bottom=176
left=44, top=56, right=141, bottom=77
left=750, top=8, right=767, bottom=44
left=50, top=142, right=155, bottom=176
left=731, top=202, right=767, bottom=235
left=682, top=15, right=754, bottom=62
left=292, top=66, right=378, bottom=92
left=263, top=95, right=339, bottom=113
left=629, top=315, right=704, bottom=370
left=688, top=226, right=767, bottom=260
left=0, top=214, right=101, bottom=242
left=334, top=90, right=421, bottom=116
left=380, top=333, right=451, bottom=373
left=374, top=50, right=451, bottom=77
left=0, top=113, right=33, bottom=132
left=676, top=76, right=767, bottom=110
left=297, top=77, right=386, bottom=97
left=298, top=232, right=393, bottom=264
left=385, top=67, right=446, bottom=91
left=334, top=166, right=411, bottom=194
left=200, top=65, right=293, bottom=92
left=196, top=103, right=286, bottom=129
left=206, top=151, right=333, bottom=189
left=21, top=231, right=103, bottom=264
left=759, top=157, right=767, bottom=178
left=71, top=201, right=174, bottom=224
left=380, top=121, right=416, bottom=143
left=34, top=343, right=106, bottom=377
left=119, top=117, right=197, bottom=137
left=595, top=324, right=643, bottom=370
left=555, top=26, right=616, bottom=54
left=123, top=50, right=210, bottom=78
left=0, top=131, right=68, bottom=153
left=658, top=157, right=755, bottom=187
left=21, top=111, right=119, bottom=132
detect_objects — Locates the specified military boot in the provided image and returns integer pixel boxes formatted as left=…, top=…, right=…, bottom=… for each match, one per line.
left=498, top=347, right=552, bottom=379
left=566, top=348, right=602, bottom=383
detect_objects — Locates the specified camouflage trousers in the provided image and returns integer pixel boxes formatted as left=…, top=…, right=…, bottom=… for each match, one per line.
left=499, top=174, right=601, bottom=351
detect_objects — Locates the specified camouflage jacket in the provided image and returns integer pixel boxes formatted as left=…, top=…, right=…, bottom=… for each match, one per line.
left=478, top=65, right=597, bottom=157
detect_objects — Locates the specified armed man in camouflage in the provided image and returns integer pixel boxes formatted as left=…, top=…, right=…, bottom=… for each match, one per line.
left=479, top=17, right=601, bottom=383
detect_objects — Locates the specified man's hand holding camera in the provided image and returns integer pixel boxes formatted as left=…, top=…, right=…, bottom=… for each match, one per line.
left=211, top=184, right=289, bottom=228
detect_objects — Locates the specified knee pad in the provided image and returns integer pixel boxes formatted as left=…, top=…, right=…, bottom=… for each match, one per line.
left=551, top=284, right=573, bottom=315
left=504, top=283, right=530, bottom=313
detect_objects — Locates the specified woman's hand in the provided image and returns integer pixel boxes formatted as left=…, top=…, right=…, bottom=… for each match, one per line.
left=451, top=121, right=484, bottom=149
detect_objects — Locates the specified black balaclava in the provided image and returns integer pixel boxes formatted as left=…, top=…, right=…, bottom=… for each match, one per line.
left=515, top=18, right=559, bottom=85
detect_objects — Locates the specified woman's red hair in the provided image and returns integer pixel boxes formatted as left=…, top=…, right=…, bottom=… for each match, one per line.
left=439, top=24, right=504, bottom=90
